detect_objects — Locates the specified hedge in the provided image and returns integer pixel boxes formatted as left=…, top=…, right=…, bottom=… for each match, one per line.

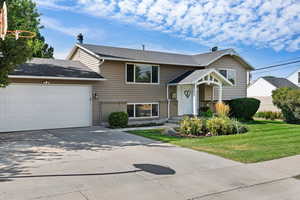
left=108, top=112, right=128, bottom=128
left=228, top=98, right=260, bottom=120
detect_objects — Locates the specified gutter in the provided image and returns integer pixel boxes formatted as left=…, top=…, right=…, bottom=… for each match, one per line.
left=8, top=75, right=106, bottom=81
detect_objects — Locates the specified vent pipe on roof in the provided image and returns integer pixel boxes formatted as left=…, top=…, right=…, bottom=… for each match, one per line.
left=142, top=44, right=145, bottom=51
left=77, top=33, right=83, bottom=44
left=211, top=46, right=218, bottom=52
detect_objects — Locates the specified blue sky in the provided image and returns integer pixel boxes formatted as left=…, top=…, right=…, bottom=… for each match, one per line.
left=34, top=0, right=300, bottom=80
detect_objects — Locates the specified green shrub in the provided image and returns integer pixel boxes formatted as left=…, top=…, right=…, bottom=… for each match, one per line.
left=272, top=88, right=300, bottom=124
left=179, top=116, right=205, bottom=136
left=108, top=112, right=128, bottom=128
left=228, top=98, right=260, bottom=120
left=206, top=117, right=248, bottom=136
left=255, top=111, right=283, bottom=120
left=199, top=109, right=213, bottom=118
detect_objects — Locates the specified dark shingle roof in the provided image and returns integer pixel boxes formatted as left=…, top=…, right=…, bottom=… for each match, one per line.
left=263, top=77, right=298, bottom=89
left=169, top=70, right=195, bottom=84
left=79, top=44, right=253, bottom=69
left=10, top=58, right=104, bottom=79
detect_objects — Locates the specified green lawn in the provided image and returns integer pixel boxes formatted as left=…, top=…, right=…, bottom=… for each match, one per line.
left=127, top=120, right=300, bottom=163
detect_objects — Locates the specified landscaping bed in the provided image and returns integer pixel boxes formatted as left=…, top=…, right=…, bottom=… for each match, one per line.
left=127, top=120, right=300, bottom=163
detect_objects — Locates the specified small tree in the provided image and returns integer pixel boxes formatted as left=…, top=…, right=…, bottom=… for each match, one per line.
left=272, top=88, right=300, bottom=124
left=0, top=0, right=54, bottom=87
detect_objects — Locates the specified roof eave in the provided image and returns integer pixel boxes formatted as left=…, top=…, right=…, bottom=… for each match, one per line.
left=8, top=75, right=106, bottom=81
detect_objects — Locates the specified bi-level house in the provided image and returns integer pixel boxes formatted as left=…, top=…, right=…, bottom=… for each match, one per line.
left=0, top=43, right=253, bottom=132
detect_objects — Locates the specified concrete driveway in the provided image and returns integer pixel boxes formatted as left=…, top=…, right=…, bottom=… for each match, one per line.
left=0, top=127, right=299, bottom=200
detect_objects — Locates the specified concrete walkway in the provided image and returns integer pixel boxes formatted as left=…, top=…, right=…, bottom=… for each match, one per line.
left=0, top=127, right=299, bottom=200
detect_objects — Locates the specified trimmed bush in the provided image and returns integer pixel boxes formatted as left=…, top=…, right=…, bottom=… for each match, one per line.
left=108, top=112, right=128, bottom=128
left=179, top=116, right=205, bottom=136
left=228, top=98, right=260, bottom=120
left=272, top=88, right=300, bottom=124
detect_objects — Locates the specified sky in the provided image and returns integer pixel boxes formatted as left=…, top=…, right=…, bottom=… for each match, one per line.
left=33, top=0, right=300, bottom=80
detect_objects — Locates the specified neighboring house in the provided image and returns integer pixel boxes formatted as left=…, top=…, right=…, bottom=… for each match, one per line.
left=287, top=68, right=300, bottom=86
left=247, top=76, right=298, bottom=111
left=0, top=44, right=253, bottom=132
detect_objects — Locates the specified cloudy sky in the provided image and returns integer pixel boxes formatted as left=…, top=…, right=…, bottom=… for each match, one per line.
left=34, top=0, right=300, bottom=79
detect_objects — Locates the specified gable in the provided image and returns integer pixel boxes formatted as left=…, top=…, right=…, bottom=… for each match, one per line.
left=248, top=78, right=276, bottom=97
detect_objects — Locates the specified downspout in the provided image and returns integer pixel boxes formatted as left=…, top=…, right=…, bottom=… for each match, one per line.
left=167, top=84, right=170, bottom=119
left=97, top=59, right=105, bottom=124
left=98, top=59, right=105, bottom=73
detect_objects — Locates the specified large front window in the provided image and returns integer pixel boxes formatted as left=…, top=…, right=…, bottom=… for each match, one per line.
left=127, top=103, right=159, bottom=118
left=219, top=69, right=236, bottom=85
left=126, top=64, right=159, bottom=84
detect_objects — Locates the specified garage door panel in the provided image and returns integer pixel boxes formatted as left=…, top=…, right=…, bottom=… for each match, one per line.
left=0, top=84, right=92, bottom=132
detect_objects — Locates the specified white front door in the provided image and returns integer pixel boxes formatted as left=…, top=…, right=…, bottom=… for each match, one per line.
left=177, top=85, right=194, bottom=115
left=0, top=84, right=92, bottom=132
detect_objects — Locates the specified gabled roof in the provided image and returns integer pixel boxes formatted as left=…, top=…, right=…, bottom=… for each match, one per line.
left=69, top=43, right=254, bottom=70
left=262, top=76, right=298, bottom=89
left=9, top=58, right=105, bottom=80
left=168, top=69, right=233, bottom=86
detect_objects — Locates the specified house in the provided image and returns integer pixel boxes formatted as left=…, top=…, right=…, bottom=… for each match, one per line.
left=0, top=43, right=254, bottom=132
left=247, top=76, right=298, bottom=111
left=287, top=68, right=300, bottom=86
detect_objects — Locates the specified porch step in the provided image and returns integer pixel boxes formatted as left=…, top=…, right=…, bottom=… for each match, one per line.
left=168, top=116, right=184, bottom=124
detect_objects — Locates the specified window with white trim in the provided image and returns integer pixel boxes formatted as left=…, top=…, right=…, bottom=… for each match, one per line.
left=219, top=69, right=236, bottom=85
left=126, top=63, right=159, bottom=84
left=127, top=103, right=159, bottom=118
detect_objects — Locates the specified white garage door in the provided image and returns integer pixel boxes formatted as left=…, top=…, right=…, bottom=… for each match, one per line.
left=0, top=84, right=92, bottom=132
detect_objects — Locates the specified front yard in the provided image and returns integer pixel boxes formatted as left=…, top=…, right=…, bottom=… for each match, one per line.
left=128, top=120, right=300, bottom=163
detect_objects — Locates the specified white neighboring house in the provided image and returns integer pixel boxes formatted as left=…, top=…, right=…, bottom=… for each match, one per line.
left=287, top=69, right=300, bottom=86
left=247, top=76, right=298, bottom=111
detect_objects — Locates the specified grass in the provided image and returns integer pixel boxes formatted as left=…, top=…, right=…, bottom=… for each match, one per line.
left=127, top=120, right=300, bottom=163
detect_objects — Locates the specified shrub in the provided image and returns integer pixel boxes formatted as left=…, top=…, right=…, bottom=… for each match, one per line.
left=272, top=88, right=300, bottom=124
left=199, top=109, right=213, bottom=118
left=215, top=102, right=230, bottom=117
left=206, top=117, right=248, bottom=136
left=228, top=98, right=260, bottom=120
left=179, top=116, right=205, bottom=136
left=255, top=111, right=283, bottom=120
left=108, top=112, right=128, bottom=128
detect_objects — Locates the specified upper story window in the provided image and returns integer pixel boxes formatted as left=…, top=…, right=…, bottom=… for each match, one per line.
left=219, top=69, right=236, bottom=85
left=126, top=63, right=159, bottom=84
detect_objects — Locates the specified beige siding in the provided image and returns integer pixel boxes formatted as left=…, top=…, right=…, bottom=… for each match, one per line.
left=70, top=48, right=101, bottom=73
left=91, top=61, right=199, bottom=123
left=207, top=55, right=248, bottom=100
left=253, top=96, right=279, bottom=112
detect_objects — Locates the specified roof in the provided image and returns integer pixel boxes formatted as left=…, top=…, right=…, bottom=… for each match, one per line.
left=9, top=58, right=104, bottom=80
left=72, top=44, right=254, bottom=70
left=168, top=69, right=233, bottom=86
left=262, top=77, right=298, bottom=89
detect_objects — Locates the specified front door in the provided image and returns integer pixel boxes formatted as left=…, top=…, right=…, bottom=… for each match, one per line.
left=177, top=84, right=194, bottom=115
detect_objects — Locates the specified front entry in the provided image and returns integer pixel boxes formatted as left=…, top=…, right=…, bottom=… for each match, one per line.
left=177, top=84, right=194, bottom=115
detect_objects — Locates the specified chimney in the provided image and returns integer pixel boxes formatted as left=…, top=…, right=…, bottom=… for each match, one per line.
left=77, top=33, right=83, bottom=44
left=142, top=44, right=145, bottom=51
left=211, top=46, right=218, bottom=52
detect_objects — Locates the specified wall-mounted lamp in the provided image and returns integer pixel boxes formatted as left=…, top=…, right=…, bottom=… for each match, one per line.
left=42, top=81, right=50, bottom=85
left=93, top=92, right=98, bottom=100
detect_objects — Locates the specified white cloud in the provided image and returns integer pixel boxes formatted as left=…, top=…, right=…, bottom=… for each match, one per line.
left=41, top=16, right=105, bottom=39
left=37, top=0, right=300, bottom=52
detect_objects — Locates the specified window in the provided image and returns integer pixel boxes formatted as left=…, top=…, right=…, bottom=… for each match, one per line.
left=127, top=103, right=159, bottom=118
left=126, top=63, right=159, bottom=84
left=219, top=69, right=236, bottom=85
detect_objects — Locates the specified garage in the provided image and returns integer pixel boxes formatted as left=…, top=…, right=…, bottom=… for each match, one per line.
left=0, top=58, right=105, bottom=132
left=0, top=84, right=92, bottom=132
